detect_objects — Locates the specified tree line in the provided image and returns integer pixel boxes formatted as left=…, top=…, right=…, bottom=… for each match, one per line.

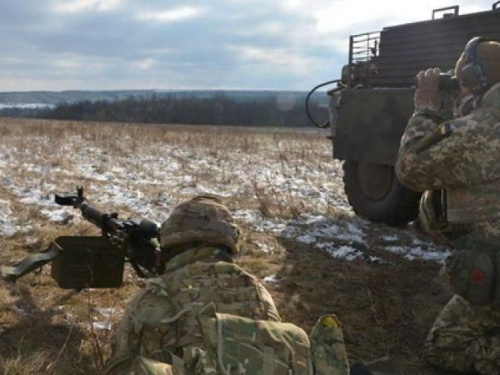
left=0, top=93, right=328, bottom=127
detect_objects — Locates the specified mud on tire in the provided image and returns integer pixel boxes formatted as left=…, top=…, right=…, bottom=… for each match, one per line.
left=343, top=160, right=421, bottom=226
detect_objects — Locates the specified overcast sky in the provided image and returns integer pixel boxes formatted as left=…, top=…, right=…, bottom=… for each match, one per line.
left=0, top=0, right=495, bottom=92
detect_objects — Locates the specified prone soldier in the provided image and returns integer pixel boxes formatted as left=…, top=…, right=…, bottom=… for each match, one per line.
left=103, top=195, right=352, bottom=375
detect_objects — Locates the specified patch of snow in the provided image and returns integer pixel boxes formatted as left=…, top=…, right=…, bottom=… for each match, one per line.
left=1, top=223, right=34, bottom=239
left=384, top=246, right=408, bottom=255
left=95, top=307, right=117, bottom=317
left=303, top=215, right=328, bottom=224
left=233, top=209, right=260, bottom=222
left=255, top=220, right=287, bottom=233
left=92, top=321, right=113, bottom=331
left=1, top=225, right=20, bottom=238
left=11, top=187, right=56, bottom=206
left=381, top=235, right=399, bottom=242
left=233, top=209, right=287, bottom=233
left=346, top=222, right=364, bottom=234
left=385, top=245, right=450, bottom=264
left=412, top=238, right=436, bottom=247
left=181, top=184, right=233, bottom=198
left=256, top=243, right=273, bottom=254
left=40, top=208, right=72, bottom=223
left=336, top=233, right=365, bottom=245
left=263, top=275, right=279, bottom=283
left=296, top=234, right=316, bottom=244
left=0, top=199, right=12, bottom=217
left=310, top=224, right=340, bottom=237
left=319, top=243, right=363, bottom=261
left=405, top=247, right=451, bottom=264
left=0, top=103, right=55, bottom=109
left=316, top=242, right=383, bottom=263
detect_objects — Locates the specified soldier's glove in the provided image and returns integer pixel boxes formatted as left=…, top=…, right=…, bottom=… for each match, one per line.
left=414, top=68, right=442, bottom=112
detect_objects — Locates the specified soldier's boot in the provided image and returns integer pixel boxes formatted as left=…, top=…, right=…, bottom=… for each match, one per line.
left=309, top=315, right=350, bottom=375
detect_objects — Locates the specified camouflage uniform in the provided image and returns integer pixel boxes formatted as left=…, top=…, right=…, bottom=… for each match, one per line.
left=396, top=40, right=500, bottom=374
left=425, top=295, right=500, bottom=374
left=103, top=196, right=350, bottom=375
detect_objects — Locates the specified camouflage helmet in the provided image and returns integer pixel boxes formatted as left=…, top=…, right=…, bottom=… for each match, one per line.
left=455, top=39, right=500, bottom=88
left=160, top=195, right=240, bottom=254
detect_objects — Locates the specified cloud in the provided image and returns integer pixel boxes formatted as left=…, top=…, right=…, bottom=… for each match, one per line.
left=230, top=45, right=315, bottom=73
left=0, top=0, right=495, bottom=91
left=50, top=54, right=109, bottom=73
left=296, top=0, right=494, bottom=35
left=52, top=0, right=125, bottom=14
left=131, top=58, right=156, bottom=71
left=236, top=21, right=286, bottom=38
left=138, top=6, right=207, bottom=23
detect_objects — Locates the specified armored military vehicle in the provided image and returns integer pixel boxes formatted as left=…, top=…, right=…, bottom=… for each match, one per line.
left=308, top=3, right=500, bottom=225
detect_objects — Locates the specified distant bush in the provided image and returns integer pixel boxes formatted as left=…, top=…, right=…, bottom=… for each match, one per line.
left=32, top=94, right=327, bottom=127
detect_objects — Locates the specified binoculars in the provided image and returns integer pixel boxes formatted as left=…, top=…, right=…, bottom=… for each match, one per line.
left=437, top=73, right=460, bottom=92
left=415, top=73, right=460, bottom=92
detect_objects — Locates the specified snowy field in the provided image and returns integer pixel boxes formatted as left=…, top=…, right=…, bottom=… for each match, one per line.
left=0, top=118, right=451, bottom=375
left=0, top=119, right=449, bottom=266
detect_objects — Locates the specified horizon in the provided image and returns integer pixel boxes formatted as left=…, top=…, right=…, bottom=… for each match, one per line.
left=0, top=88, right=326, bottom=109
left=0, top=88, right=314, bottom=94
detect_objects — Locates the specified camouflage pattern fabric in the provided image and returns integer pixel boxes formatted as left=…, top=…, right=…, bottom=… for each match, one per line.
left=104, top=244, right=352, bottom=374
left=396, top=81, right=500, bottom=373
left=129, top=357, right=181, bottom=375
left=396, top=82, right=500, bottom=240
left=425, top=295, right=500, bottom=374
left=104, top=245, right=282, bottom=374
left=160, top=195, right=241, bottom=254
left=103, top=354, right=185, bottom=375
left=195, top=302, right=314, bottom=374
left=309, top=315, right=349, bottom=375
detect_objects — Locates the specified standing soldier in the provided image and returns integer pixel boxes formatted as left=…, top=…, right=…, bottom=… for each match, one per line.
left=103, top=195, right=351, bottom=375
left=396, top=37, right=500, bottom=374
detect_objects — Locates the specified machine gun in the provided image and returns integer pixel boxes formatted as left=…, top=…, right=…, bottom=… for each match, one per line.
left=0, top=187, right=165, bottom=289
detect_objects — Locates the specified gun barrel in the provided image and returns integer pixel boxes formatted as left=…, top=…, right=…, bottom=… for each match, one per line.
left=80, top=203, right=105, bottom=227
left=80, top=202, right=126, bottom=236
left=9, top=187, right=165, bottom=286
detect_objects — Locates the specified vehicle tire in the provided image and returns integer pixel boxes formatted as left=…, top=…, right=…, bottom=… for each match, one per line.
left=343, top=160, right=421, bottom=226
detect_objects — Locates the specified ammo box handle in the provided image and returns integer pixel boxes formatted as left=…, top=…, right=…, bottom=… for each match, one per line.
left=494, top=1, right=500, bottom=11
left=432, top=5, right=459, bottom=19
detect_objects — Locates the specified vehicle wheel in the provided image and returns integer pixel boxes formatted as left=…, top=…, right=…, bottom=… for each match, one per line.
left=343, top=160, right=421, bottom=226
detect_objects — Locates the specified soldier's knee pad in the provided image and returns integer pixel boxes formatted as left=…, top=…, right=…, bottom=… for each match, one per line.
left=446, top=248, right=499, bottom=306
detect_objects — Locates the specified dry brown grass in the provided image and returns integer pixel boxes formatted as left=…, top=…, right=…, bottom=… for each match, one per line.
left=0, top=118, right=450, bottom=375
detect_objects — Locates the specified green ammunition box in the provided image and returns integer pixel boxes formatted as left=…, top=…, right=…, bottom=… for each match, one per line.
left=51, top=236, right=124, bottom=289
